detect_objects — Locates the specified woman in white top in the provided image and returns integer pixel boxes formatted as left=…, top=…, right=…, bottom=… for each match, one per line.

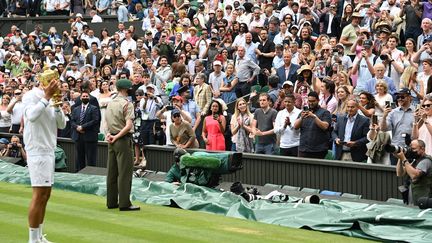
left=412, top=95, right=432, bottom=156
left=374, top=80, right=393, bottom=122
left=97, top=80, right=112, bottom=136
left=230, top=98, right=254, bottom=153
left=0, top=95, right=12, bottom=132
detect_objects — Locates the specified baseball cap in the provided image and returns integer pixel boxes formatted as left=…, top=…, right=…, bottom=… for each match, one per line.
left=213, top=60, right=222, bottom=66
left=282, top=81, right=293, bottom=87
left=396, top=88, right=411, bottom=96
left=172, top=95, right=184, bottom=103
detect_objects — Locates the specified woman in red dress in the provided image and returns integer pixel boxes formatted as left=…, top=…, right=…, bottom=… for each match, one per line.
left=202, top=100, right=226, bottom=151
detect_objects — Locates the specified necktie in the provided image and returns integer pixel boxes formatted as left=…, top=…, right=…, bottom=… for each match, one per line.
left=294, top=14, right=298, bottom=25
left=80, top=106, right=86, bottom=124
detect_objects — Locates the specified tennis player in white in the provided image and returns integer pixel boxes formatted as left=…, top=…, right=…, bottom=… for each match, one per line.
left=23, top=78, right=66, bottom=243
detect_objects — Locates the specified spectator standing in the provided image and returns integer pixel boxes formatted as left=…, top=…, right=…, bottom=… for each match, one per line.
left=332, top=99, right=370, bottom=162
left=86, top=42, right=103, bottom=68
left=364, top=63, right=397, bottom=96
left=0, top=95, right=12, bottom=132
left=138, top=84, right=163, bottom=167
left=105, top=78, right=140, bottom=211
left=252, top=93, right=277, bottom=155
left=276, top=51, right=300, bottom=86
left=294, top=91, right=332, bottom=159
left=7, top=89, right=24, bottom=133
left=255, top=28, right=275, bottom=86
left=97, top=80, right=112, bottom=136
left=208, top=60, right=226, bottom=99
left=230, top=98, right=254, bottom=153
left=274, top=94, right=301, bottom=157
left=202, top=100, right=226, bottom=151
left=70, top=91, right=100, bottom=172
left=412, top=95, right=432, bottom=156
left=381, top=88, right=415, bottom=165
left=234, top=46, right=260, bottom=97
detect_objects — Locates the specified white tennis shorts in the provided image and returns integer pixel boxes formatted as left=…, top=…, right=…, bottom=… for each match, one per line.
left=27, top=154, right=55, bottom=187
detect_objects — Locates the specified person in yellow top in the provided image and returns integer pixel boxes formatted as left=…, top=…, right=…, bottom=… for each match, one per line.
left=105, top=79, right=140, bottom=211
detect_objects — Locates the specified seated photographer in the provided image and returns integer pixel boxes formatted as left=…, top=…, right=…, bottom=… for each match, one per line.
left=395, top=139, right=432, bottom=206
left=2, top=135, right=27, bottom=164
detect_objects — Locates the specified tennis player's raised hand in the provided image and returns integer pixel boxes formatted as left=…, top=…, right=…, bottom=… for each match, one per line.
left=43, top=79, right=60, bottom=100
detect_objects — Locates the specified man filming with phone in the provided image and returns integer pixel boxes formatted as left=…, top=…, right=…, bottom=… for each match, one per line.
left=294, top=91, right=332, bottom=159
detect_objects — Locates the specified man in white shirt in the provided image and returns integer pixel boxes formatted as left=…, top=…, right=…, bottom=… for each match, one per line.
left=120, top=30, right=137, bottom=57
left=377, top=35, right=404, bottom=89
left=82, top=29, right=101, bottom=49
left=90, top=10, right=103, bottom=23
left=273, top=21, right=289, bottom=46
left=23, top=78, right=66, bottom=243
left=274, top=94, right=301, bottom=156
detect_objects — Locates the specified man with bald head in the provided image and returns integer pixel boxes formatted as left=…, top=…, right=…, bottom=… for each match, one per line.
left=244, top=32, right=258, bottom=64
left=417, top=18, right=432, bottom=50
left=276, top=51, right=299, bottom=86
left=364, top=63, right=397, bottom=95
left=332, top=99, right=370, bottom=162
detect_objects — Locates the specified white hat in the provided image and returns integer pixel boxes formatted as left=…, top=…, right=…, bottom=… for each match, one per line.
left=76, top=13, right=83, bottom=18
left=213, top=60, right=222, bottom=66
left=282, top=81, right=293, bottom=87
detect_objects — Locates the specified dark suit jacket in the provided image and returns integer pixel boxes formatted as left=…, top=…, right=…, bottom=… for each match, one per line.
left=85, top=52, right=103, bottom=68
left=187, top=8, right=196, bottom=21
left=276, top=64, right=300, bottom=84
left=332, top=114, right=370, bottom=162
left=71, top=104, right=100, bottom=142
left=320, top=14, right=341, bottom=38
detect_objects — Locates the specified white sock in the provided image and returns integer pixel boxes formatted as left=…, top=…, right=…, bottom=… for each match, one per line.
left=39, top=223, right=44, bottom=239
left=29, top=227, right=39, bottom=243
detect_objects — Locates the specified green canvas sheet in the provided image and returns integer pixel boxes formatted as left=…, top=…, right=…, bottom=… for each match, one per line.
left=1, top=161, right=431, bottom=242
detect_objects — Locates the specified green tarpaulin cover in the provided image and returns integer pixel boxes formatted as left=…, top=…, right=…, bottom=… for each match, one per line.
left=1, top=161, right=431, bottom=242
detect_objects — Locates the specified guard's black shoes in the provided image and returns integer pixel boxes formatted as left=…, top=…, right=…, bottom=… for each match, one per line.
left=119, top=205, right=140, bottom=211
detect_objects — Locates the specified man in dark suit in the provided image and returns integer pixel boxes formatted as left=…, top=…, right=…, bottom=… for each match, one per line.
left=71, top=91, right=101, bottom=171
left=276, top=51, right=299, bottom=86
left=111, top=57, right=130, bottom=77
left=85, top=42, right=103, bottom=68
left=332, top=99, right=370, bottom=162
left=319, top=4, right=341, bottom=38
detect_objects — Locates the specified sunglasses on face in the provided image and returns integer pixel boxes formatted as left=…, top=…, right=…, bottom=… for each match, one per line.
left=397, top=95, right=407, bottom=100
left=173, top=114, right=181, bottom=118
left=423, top=104, right=432, bottom=108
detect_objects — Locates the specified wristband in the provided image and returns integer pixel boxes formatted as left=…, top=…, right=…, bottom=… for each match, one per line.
left=402, top=159, right=408, bottom=165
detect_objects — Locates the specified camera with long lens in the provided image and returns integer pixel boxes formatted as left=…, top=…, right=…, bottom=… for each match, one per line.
left=384, top=144, right=418, bottom=161
left=230, top=182, right=260, bottom=202
left=380, top=54, right=388, bottom=61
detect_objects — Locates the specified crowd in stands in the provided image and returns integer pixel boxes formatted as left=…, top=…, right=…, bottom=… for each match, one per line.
left=0, top=0, right=432, bottom=169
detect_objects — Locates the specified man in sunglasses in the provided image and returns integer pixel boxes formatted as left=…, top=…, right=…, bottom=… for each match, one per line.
left=381, top=88, right=415, bottom=165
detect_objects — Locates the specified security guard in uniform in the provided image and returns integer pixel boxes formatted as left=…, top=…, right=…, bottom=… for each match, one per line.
left=105, top=79, right=140, bottom=211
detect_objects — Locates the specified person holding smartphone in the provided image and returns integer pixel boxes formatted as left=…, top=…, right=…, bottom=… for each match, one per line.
left=332, top=99, right=370, bottom=162
left=202, top=100, right=226, bottom=151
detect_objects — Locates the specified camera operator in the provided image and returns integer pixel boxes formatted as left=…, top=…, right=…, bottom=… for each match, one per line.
left=3, top=135, right=26, bottom=163
left=395, top=139, right=432, bottom=206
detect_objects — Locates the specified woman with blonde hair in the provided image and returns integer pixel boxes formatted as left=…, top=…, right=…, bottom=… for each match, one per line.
left=335, top=71, right=353, bottom=94
left=412, top=95, right=432, bottom=156
left=400, top=66, right=424, bottom=105
left=0, top=95, right=11, bottom=133
left=298, top=42, right=316, bottom=69
left=314, top=34, right=329, bottom=53
left=333, top=85, right=351, bottom=116
left=374, top=80, right=392, bottom=120
left=230, top=98, right=254, bottom=152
